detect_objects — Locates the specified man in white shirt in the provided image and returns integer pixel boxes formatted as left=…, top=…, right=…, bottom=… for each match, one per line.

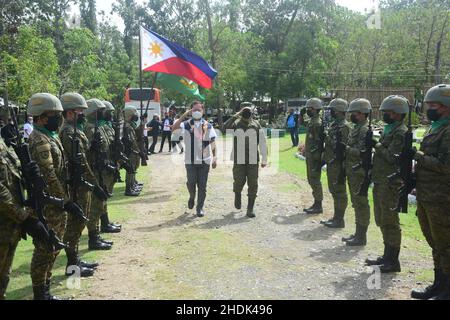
left=159, top=112, right=173, bottom=152
left=23, top=116, right=34, bottom=142
left=172, top=101, right=217, bottom=217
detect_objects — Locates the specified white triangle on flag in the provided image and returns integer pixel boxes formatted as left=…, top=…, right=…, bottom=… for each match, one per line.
left=140, top=26, right=176, bottom=71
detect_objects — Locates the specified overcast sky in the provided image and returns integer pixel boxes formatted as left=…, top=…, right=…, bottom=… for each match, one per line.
left=71, top=0, right=378, bottom=32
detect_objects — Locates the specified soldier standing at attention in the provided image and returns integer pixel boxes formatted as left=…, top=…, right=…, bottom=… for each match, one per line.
left=122, top=106, right=143, bottom=196
left=366, top=95, right=409, bottom=272
left=321, top=98, right=351, bottom=228
left=59, top=93, right=102, bottom=277
left=172, top=101, right=217, bottom=217
left=100, top=101, right=122, bottom=233
left=83, top=99, right=113, bottom=251
left=0, top=134, right=52, bottom=299
left=27, top=93, right=84, bottom=300
left=342, top=98, right=372, bottom=247
left=411, top=84, right=450, bottom=300
left=301, top=98, right=324, bottom=214
left=223, top=105, right=268, bottom=218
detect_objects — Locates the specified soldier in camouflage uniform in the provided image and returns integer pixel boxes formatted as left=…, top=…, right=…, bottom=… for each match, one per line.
left=366, top=95, right=409, bottom=273
left=411, top=84, right=450, bottom=300
left=122, top=106, right=142, bottom=196
left=302, top=98, right=324, bottom=214
left=27, top=93, right=85, bottom=300
left=321, top=98, right=351, bottom=228
left=99, top=101, right=122, bottom=233
left=224, top=106, right=268, bottom=218
left=0, top=134, right=53, bottom=299
left=59, top=93, right=103, bottom=277
left=342, top=98, right=372, bottom=247
left=83, top=99, right=113, bottom=250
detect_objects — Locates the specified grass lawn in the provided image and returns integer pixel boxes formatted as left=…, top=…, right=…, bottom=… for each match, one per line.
left=5, top=168, right=150, bottom=300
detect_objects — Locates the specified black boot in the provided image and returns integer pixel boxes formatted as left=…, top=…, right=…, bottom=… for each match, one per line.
left=33, top=284, right=47, bottom=300
left=379, top=246, right=401, bottom=273
left=346, top=224, right=367, bottom=246
left=44, top=280, right=61, bottom=300
left=100, top=214, right=121, bottom=233
left=304, top=201, right=323, bottom=215
left=324, top=219, right=345, bottom=228
left=65, top=250, right=95, bottom=277
left=365, top=246, right=387, bottom=266
left=125, top=184, right=140, bottom=196
left=196, top=208, right=205, bottom=217
left=429, top=274, right=450, bottom=300
left=342, top=234, right=355, bottom=242
left=88, top=232, right=112, bottom=250
left=234, top=192, right=242, bottom=210
left=80, top=260, right=99, bottom=269
left=411, top=269, right=445, bottom=300
left=247, top=196, right=256, bottom=218
left=99, top=236, right=113, bottom=246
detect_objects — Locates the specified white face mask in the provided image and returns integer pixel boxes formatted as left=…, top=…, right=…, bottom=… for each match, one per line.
left=192, top=110, right=203, bottom=120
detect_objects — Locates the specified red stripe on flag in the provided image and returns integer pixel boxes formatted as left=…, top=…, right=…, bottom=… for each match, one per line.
left=143, top=57, right=213, bottom=89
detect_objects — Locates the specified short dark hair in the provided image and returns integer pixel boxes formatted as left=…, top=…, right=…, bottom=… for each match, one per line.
left=189, top=101, right=204, bottom=109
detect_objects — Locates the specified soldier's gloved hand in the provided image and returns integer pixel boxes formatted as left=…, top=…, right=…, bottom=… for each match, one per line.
left=93, top=184, right=108, bottom=201
left=21, top=217, right=50, bottom=246
left=22, top=161, right=41, bottom=182
left=64, top=201, right=87, bottom=221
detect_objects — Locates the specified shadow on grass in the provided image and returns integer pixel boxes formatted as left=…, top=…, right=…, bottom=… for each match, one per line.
left=271, top=212, right=310, bottom=225
left=193, top=212, right=251, bottom=229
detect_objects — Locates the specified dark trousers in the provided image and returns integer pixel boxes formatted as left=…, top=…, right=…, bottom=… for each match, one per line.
left=144, top=136, right=149, bottom=153
left=149, top=135, right=158, bottom=153
left=185, top=163, right=210, bottom=210
left=289, top=127, right=299, bottom=146
left=159, top=131, right=172, bottom=152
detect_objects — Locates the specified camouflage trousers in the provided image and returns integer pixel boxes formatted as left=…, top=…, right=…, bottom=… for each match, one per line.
left=0, top=235, right=20, bottom=299
left=125, top=154, right=140, bottom=187
left=346, top=166, right=370, bottom=227
left=103, top=172, right=116, bottom=215
left=306, top=157, right=323, bottom=202
left=417, top=201, right=450, bottom=276
left=233, top=164, right=259, bottom=197
left=30, top=208, right=67, bottom=286
left=373, top=183, right=401, bottom=247
left=326, top=162, right=348, bottom=220
left=87, top=175, right=105, bottom=235
left=63, top=189, right=91, bottom=253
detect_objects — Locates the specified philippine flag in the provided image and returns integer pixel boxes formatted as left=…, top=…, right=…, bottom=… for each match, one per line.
left=140, top=26, right=217, bottom=89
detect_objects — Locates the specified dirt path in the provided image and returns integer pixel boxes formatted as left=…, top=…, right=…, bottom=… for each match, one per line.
left=76, top=144, right=428, bottom=300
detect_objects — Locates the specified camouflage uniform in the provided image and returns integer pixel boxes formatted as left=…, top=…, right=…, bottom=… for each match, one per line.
left=123, top=119, right=141, bottom=194
left=372, top=122, right=407, bottom=248
left=0, top=137, right=29, bottom=299
left=323, top=115, right=351, bottom=223
left=28, top=126, right=68, bottom=287
left=345, top=121, right=371, bottom=228
left=224, top=111, right=267, bottom=217
left=305, top=113, right=324, bottom=203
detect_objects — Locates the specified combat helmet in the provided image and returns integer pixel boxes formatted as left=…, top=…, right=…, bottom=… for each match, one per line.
left=60, top=93, right=88, bottom=111
left=27, top=93, right=63, bottom=116
left=380, top=95, right=410, bottom=114
left=348, top=98, right=372, bottom=114
left=327, top=98, right=349, bottom=113
left=306, top=98, right=323, bottom=110
left=424, top=84, right=450, bottom=108
left=85, top=99, right=105, bottom=117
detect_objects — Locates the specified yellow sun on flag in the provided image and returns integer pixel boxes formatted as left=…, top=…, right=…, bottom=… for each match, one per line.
left=149, top=41, right=164, bottom=58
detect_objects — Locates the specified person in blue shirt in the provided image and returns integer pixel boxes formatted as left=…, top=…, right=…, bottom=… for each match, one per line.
left=286, top=108, right=299, bottom=147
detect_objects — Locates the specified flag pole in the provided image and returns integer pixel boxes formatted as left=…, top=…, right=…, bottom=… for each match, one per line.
left=139, top=26, right=144, bottom=115
left=144, top=72, right=158, bottom=116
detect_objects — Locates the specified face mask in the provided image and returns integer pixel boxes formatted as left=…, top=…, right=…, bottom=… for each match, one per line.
left=383, top=113, right=395, bottom=124
left=104, top=112, right=112, bottom=122
left=350, top=114, right=359, bottom=124
left=427, top=108, right=441, bottom=122
left=77, top=113, right=86, bottom=126
left=192, top=111, right=203, bottom=120
left=242, top=110, right=252, bottom=119
left=306, top=110, right=315, bottom=118
left=131, top=115, right=139, bottom=122
left=45, top=114, right=61, bottom=131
